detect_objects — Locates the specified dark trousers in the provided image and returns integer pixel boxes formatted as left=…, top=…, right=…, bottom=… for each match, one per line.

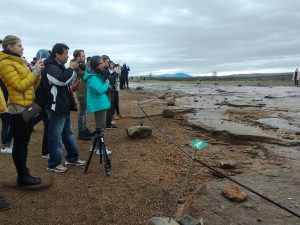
left=112, top=91, right=120, bottom=115
left=120, top=75, right=125, bottom=89
left=125, top=75, right=129, bottom=88
left=11, top=114, right=33, bottom=176
left=294, top=79, right=298, bottom=86
left=0, top=113, right=13, bottom=145
left=106, top=91, right=114, bottom=127
left=32, top=108, right=49, bottom=155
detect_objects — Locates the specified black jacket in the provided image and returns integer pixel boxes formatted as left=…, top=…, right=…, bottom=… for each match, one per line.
left=36, top=58, right=77, bottom=115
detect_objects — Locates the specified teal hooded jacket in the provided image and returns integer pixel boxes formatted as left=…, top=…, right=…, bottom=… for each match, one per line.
left=83, top=70, right=110, bottom=112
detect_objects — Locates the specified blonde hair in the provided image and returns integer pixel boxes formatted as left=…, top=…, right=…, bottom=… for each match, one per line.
left=0, top=35, right=21, bottom=50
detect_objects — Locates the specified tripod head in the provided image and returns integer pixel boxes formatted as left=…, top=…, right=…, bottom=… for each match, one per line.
left=90, top=129, right=103, bottom=137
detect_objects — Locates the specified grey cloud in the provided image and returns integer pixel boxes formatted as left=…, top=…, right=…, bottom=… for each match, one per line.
left=1, top=0, right=300, bottom=76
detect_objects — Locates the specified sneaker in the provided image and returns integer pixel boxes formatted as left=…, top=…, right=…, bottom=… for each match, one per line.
left=113, top=115, right=120, bottom=120
left=1, top=146, right=12, bottom=154
left=41, top=154, right=50, bottom=159
left=118, top=114, right=126, bottom=118
left=47, top=164, right=68, bottom=173
left=65, top=159, right=86, bottom=166
left=96, top=148, right=112, bottom=155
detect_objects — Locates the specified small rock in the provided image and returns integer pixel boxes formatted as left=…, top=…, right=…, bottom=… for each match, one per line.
left=158, top=94, right=166, bottom=99
left=166, top=97, right=175, bottom=106
left=163, top=109, right=175, bottom=118
left=178, top=215, right=201, bottom=225
left=243, top=202, right=254, bottom=208
left=135, top=85, right=144, bottom=90
left=194, top=99, right=198, bottom=102
left=126, top=126, right=152, bottom=139
left=220, top=160, right=237, bottom=169
left=148, top=217, right=180, bottom=225
left=177, top=198, right=186, bottom=204
left=222, top=184, right=247, bottom=202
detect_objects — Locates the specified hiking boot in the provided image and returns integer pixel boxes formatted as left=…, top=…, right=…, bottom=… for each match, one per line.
left=78, top=131, right=91, bottom=141
left=47, top=164, right=68, bottom=173
left=84, top=128, right=91, bottom=137
left=65, top=159, right=86, bottom=166
left=0, top=198, right=11, bottom=211
left=17, top=174, right=42, bottom=186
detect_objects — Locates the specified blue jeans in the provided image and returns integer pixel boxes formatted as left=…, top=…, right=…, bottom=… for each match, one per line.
left=47, top=110, right=79, bottom=168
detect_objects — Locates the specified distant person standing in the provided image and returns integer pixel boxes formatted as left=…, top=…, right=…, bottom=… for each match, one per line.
left=293, top=68, right=299, bottom=86
left=121, top=63, right=130, bottom=89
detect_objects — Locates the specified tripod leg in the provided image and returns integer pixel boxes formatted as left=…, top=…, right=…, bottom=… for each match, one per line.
left=98, top=136, right=103, bottom=165
left=84, top=136, right=98, bottom=174
left=100, top=138, right=111, bottom=176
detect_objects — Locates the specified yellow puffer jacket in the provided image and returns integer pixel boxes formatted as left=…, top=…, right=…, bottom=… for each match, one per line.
left=0, top=52, right=41, bottom=109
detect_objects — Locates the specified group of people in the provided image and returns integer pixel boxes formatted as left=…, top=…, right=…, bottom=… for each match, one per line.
left=0, top=35, right=130, bottom=210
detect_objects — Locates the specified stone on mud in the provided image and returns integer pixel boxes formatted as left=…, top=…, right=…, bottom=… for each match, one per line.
left=178, top=214, right=201, bottom=225
left=163, top=109, right=175, bottom=118
left=126, top=126, right=152, bottom=139
left=136, top=86, right=144, bottom=90
left=220, top=160, right=237, bottom=169
left=166, top=97, right=175, bottom=106
left=148, top=217, right=179, bottom=225
left=222, top=184, right=247, bottom=202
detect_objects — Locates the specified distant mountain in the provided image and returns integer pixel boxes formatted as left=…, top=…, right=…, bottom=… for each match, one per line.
left=156, top=72, right=191, bottom=78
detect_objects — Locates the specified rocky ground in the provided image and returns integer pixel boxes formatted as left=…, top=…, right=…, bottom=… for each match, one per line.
left=0, top=81, right=300, bottom=225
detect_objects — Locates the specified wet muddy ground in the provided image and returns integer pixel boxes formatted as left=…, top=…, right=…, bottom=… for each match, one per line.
left=0, top=81, right=299, bottom=224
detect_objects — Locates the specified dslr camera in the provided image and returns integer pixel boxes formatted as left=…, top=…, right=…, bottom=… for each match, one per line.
left=78, top=62, right=86, bottom=71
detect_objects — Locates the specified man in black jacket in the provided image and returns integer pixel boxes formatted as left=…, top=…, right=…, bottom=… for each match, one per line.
left=42, top=43, right=85, bottom=173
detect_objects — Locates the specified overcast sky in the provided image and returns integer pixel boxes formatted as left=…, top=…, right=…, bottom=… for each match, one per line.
left=1, top=0, right=300, bottom=76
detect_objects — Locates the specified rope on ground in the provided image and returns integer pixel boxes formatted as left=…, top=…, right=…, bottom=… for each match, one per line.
left=138, top=104, right=300, bottom=219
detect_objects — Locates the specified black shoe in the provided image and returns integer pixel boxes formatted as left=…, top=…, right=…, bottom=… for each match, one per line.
left=78, top=131, right=91, bottom=141
left=84, top=128, right=91, bottom=137
left=17, top=175, right=41, bottom=186
left=0, top=198, right=11, bottom=211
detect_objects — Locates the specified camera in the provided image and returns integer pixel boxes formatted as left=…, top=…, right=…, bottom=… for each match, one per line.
left=78, top=62, right=86, bottom=71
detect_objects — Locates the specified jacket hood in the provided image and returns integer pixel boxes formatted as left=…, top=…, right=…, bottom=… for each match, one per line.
left=83, top=70, right=100, bottom=81
left=0, top=51, right=23, bottom=64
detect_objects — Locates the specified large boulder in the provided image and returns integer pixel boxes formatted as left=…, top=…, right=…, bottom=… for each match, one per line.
left=126, top=126, right=152, bottom=139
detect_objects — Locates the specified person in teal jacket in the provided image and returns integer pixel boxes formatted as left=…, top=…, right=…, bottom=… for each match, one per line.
left=84, top=55, right=111, bottom=137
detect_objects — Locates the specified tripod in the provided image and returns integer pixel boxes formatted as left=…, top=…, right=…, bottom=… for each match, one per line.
left=84, top=130, right=111, bottom=176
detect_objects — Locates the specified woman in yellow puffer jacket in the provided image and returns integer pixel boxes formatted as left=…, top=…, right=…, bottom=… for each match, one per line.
left=0, top=35, right=44, bottom=186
